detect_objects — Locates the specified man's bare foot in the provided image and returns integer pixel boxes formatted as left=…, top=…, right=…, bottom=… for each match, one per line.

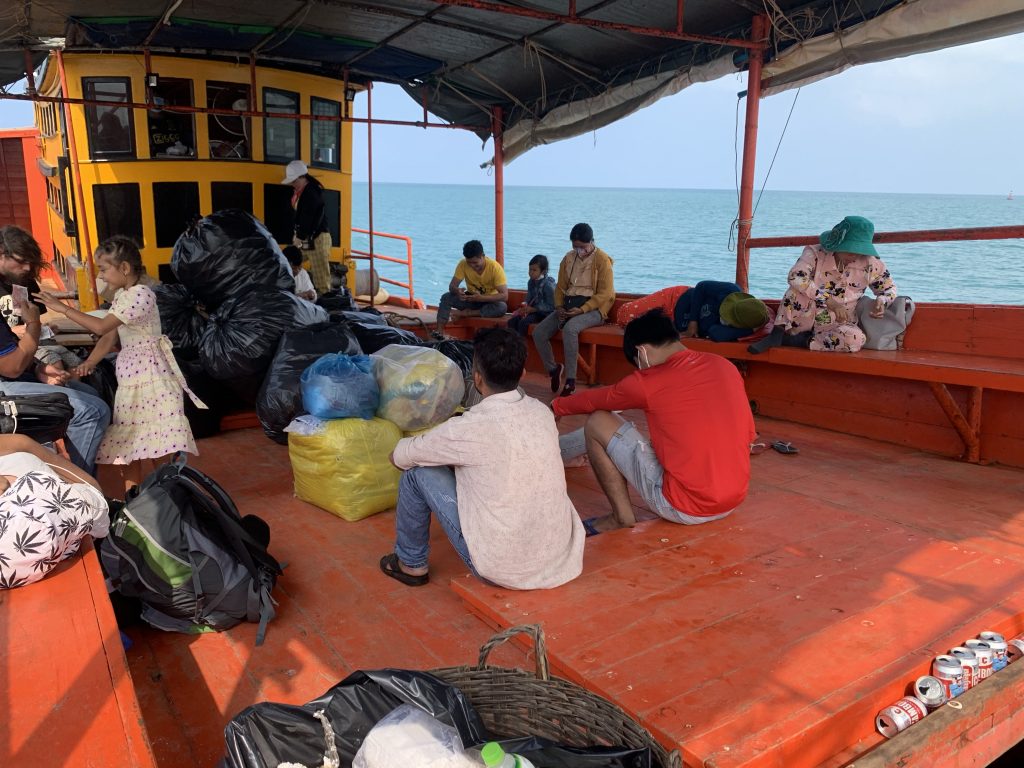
left=564, top=454, right=590, bottom=468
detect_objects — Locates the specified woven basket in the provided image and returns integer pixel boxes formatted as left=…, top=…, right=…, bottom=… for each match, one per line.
left=430, top=624, right=681, bottom=768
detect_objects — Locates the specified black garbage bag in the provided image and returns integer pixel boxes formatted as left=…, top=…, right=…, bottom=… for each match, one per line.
left=171, top=209, right=295, bottom=309
left=176, top=354, right=237, bottom=439
left=256, top=320, right=362, bottom=444
left=339, top=309, right=387, bottom=325
left=347, top=320, right=420, bottom=354
left=223, top=669, right=653, bottom=768
left=81, top=357, right=118, bottom=411
left=316, top=289, right=356, bottom=314
left=199, top=290, right=329, bottom=381
left=153, top=283, right=207, bottom=358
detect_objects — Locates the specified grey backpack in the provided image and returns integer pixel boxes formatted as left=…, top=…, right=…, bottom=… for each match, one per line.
left=857, top=295, right=916, bottom=351
left=99, top=455, right=282, bottom=644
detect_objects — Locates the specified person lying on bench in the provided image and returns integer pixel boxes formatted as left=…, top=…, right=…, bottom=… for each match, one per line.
left=433, top=240, right=508, bottom=339
left=555, top=309, right=754, bottom=535
left=380, top=327, right=584, bottom=589
left=749, top=215, right=897, bottom=354
left=0, top=433, right=109, bottom=589
left=533, top=223, right=615, bottom=397
left=676, top=281, right=769, bottom=341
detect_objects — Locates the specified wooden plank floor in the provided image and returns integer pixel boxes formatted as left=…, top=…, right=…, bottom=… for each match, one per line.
left=0, top=548, right=156, bottom=768
left=117, top=374, right=1024, bottom=768
left=455, top=413, right=1024, bottom=768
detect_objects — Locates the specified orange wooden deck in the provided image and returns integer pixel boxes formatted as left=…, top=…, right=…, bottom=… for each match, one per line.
left=4, top=373, right=1024, bottom=767
left=106, top=375, right=1024, bottom=768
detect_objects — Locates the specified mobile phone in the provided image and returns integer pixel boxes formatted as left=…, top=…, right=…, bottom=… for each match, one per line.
left=11, top=284, right=28, bottom=309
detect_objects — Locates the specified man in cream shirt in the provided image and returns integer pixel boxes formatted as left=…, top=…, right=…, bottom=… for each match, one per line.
left=380, top=327, right=584, bottom=590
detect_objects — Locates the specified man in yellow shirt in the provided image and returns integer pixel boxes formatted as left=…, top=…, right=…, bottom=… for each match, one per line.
left=433, top=240, right=509, bottom=338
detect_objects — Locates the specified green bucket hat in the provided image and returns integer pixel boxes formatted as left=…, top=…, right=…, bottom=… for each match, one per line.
left=720, top=292, right=769, bottom=330
left=819, top=215, right=879, bottom=257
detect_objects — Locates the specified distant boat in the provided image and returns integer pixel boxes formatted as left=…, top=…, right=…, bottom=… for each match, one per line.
left=1010, top=190, right=1015, bottom=200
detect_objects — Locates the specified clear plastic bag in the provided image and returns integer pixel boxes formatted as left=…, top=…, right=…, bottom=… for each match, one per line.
left=353, top=705, right=478, bottom=768
left=301, top=353, right=379, bottom=420
left=372, top=345, right=465, bottom=431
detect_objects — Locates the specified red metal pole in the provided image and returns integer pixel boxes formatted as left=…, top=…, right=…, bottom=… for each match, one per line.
left=0, top=91, right=478, bottom=131
left=747, top=225, right=1024, bottom=249
left=56, top=51, right=99, bottom=308
left=367, top=83, right=375, bottom=306
left=735, top=14, right=769, bottom=291
left=427, top=0, right=760, bottom=48
left=492, top=106, right=504, bottom=266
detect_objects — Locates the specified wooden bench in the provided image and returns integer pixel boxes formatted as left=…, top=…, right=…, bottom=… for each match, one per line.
left=449, top=295, right=1024, bottom=464
left=0, top=543, right=157, bottom=767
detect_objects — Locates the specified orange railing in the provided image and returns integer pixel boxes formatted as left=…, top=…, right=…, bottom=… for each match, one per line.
left=350, top=228, right=415, bottom=306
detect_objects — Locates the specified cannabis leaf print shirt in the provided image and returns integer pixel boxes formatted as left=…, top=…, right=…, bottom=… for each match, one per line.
left=0, top=453, right=109, bottom=589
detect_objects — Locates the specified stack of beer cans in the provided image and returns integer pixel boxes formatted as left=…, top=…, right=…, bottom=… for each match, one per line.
left=875, top=631, right=1018, bottom=738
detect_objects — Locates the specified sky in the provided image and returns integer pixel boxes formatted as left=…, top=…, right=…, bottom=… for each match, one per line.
left=2, top=31, right=1022, bottom=195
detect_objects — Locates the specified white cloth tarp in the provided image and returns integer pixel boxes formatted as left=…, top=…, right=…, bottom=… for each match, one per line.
left=762, top=0, right=1024, bottom=95
left=494, top=0, right=1024, bottom=165
left=495, top=54, right=740, bottom=166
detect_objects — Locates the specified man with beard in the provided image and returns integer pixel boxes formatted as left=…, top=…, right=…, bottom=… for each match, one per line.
left=0, top=226, right=110, bottom=472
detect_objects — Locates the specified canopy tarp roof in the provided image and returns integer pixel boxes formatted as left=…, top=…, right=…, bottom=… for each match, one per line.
left=2, top=0, right=1023, bottom=162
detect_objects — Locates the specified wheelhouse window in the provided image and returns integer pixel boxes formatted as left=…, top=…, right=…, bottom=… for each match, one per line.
left=263, top=87, right=299, bottom=163
left=93, top=183, right=143, bottom=244
left=207, top=81, right=250, bottom=160
left=147, top=78, right=196, bottom=158
left=83, top=78, right=135, bottom=160
left=310, top=97, right=340, bottom=169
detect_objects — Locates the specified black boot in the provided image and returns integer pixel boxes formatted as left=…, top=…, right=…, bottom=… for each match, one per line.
left=781, top=330, right=812, bottom=348
left=748, top=326, right=784, bottom=354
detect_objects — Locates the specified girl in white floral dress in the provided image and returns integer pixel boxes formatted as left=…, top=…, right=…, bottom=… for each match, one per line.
left=36, top=236, right=205, bottom=489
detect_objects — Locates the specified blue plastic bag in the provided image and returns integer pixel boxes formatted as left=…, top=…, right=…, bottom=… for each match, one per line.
left=300, top=353, right=379, bottom=420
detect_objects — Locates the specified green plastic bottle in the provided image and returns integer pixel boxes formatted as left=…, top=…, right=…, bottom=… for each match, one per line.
left=479, top=741, right=536, bottom=768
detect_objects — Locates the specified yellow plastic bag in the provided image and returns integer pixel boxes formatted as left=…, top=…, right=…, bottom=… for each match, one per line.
left=289, top=417, right=402, bottom=521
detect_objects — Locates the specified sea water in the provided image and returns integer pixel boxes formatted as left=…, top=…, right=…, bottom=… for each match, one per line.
left=352, top=183, right=1023, bottom=305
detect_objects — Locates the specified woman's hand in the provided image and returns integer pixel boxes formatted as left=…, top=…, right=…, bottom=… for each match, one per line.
left=517, top=304, right=532, bottom=316
left=680, top=320, right=699, bottom=338
left=825, top=297, right=850, bottom=324
left=31, top=291, right=67, bottom=316
left=292, top=236, right=304, bottom=249
left=869, top=297, right=886, bottom=319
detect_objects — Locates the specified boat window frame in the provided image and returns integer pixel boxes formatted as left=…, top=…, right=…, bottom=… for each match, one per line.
left=310, top=96, right=341, bottom=170
left=82, top=77, right=136, bottom=161
left=206, top=80, right=252, bottom=161
left=262, top=86, right=301, bottom=164
left=146, top=76, right=198, bottom=160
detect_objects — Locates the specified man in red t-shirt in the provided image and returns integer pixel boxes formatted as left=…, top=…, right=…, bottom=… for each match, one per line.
left=554, top=309, right=755, bottom=534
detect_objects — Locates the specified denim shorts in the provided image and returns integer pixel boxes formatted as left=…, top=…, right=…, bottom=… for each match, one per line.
left=606, top=422, right=733, bottom=525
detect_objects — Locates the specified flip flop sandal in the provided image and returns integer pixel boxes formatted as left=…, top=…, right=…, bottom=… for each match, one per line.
left=582, top=517, right=603, bottom=537
left=379, top=553, right=429, bottom=586
left=749, top=442, right=768, bottom=455
left=772, top=440, right=800, bottom=455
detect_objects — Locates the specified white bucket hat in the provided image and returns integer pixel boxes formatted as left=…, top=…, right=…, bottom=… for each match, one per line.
left=281, top=160, right=308, bottom=184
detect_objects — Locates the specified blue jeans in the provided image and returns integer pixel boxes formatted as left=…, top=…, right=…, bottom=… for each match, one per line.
left=0, top=381, right=111, bottom=473
left=394, top=466, right=474, bottom=573
left=436, top=292, right=508, bottom=324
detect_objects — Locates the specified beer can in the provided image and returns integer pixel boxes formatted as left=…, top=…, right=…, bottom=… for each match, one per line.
left=913, top=675, right=948, bottom=709
left=931, top=654, right=966, bottom=698
left=978, top=632, right=1008, bottom=671
left=876, top=696, right=928, bottom=738
left=964, top=639, right=994, bottom=681
left=950, top=647, right=980, bottom=689
left=1008, top=636, right=1024, bottom=664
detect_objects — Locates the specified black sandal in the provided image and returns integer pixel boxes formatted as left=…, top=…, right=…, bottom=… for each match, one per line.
left=379, top=553, right=429, bottom=586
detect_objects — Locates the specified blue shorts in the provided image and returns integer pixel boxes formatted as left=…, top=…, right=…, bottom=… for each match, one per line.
left=606, top=422, right=733, bottom=525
